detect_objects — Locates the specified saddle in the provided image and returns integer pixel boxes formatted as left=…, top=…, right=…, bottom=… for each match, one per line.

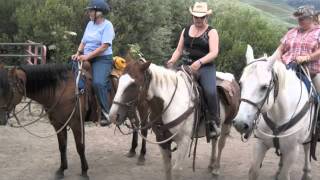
left=216, top=72, right=241, bottom=124
left=179, top=65, right=240, bottom=140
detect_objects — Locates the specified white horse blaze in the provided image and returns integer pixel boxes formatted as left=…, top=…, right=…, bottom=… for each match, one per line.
left=109, top=74, right=135, bottom=118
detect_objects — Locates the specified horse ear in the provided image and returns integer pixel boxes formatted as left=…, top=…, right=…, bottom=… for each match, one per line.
left=140, top=61, right=151, bottom=72
left=246, top=44, right=255, bottom=64
left=267, top=48, right=281, bottom=71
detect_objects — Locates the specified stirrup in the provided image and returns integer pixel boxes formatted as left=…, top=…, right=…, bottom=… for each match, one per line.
left=100, top=110, right=111, bottom=127
left=210, top=124, right=221, bottom=138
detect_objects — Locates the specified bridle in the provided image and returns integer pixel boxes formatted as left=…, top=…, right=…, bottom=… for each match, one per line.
left=112, top=69, right=179, bottom=131
left=0, top=70, right=25, bottom=112
left=239, top=59, right=279, bottom=139
left=112, top=71, right=152, bottom=119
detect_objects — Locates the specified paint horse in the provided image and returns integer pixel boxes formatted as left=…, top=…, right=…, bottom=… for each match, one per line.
left=109, top=60, right=240, bottom=180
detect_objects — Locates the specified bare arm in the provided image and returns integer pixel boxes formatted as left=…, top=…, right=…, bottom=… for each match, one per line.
left=72, top=42, right=85, bottom=60
left=168, top=29, right=185, bottom=64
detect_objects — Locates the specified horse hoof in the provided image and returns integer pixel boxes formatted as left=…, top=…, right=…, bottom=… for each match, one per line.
left=80, top=173, right=90, bottom=180
left=126, top=151, right=136, bottom=158
left=208, top=165, right=213, bottom=172
left=211, top=168, right=220, bottom=176
left=302, top=174, right=312, bottom=180
left=137, top=156, right=145, bottom=166
left=54, top=170, right=64, bottom=180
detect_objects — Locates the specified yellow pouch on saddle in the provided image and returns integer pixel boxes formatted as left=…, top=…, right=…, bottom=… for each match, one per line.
left=111, top=56, right=127, bottom=78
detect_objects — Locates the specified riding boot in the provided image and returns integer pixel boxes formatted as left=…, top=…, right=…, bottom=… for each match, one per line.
left=205, top=112, right=221, bottom=141
left=100, top=109, right=111, bottom=127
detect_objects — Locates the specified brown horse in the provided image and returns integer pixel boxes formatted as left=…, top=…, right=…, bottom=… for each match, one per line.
left=109, top=54, right=149, bottom=165
left=0, top=62, right=98, bottom=180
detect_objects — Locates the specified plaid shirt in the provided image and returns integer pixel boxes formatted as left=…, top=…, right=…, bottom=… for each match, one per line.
left=281, top=25, right=320, bottom=74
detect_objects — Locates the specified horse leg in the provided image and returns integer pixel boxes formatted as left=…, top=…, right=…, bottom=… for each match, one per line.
left=249, top=139, right=268, bottom=180
left=54, top=128, right=68, bottom=179
left=172, top=135, right=191, bottom=180
left=70, top=123, right=89, bottom=179
left=126, top=128, right=138, bottom=158
left=277, top=145, right=299, bottom=180
left=276, top=155, right=283, bottom=177
left=301, top=143, right=312, bottom=180
left=211, top=123, right=231, bottom=176
left=208, top=134, right=217, bottom=171
left=137, top=128, right=147, bottom=165
left=159, top=145, right=172, bottom=180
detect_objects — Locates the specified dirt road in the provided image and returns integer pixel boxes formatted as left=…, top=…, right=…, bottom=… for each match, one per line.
left=0, top=117, right=319, bottom=180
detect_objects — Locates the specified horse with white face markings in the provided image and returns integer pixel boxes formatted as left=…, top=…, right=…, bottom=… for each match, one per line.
left=109, top=60, right=237, bottom=180
left=233, top=45, right=315, bottom=180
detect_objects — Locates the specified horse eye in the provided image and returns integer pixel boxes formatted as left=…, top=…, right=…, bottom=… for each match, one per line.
left=260, top=85, right=268, bottom=91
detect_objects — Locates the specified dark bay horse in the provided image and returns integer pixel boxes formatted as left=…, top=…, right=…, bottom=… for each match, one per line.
left=0, top=63, right=98, bottom=179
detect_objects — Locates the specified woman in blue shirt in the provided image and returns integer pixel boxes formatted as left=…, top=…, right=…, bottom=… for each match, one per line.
left=72, top=0, right=115, bottom=126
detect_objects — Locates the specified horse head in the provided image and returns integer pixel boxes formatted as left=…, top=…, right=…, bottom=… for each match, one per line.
left=109, top=60, right=151, bottom=126
left=0, top=66, right=26, bottom=125
left=233, top=45, right=281, bottom=137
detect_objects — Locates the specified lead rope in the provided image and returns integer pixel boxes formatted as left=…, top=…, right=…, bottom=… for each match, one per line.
left=76, top=61, right=85, bottom=144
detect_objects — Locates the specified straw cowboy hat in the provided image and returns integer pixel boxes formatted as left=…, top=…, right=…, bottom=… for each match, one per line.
left=189, top=2, right=212, bottom=17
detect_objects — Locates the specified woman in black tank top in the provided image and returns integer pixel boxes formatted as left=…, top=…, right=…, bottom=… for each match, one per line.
left=167, top=2, right=220, bottom=138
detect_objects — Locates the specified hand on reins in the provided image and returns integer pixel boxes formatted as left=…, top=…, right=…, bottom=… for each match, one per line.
left=295, top=55, right=311, bottom=64
left=190, top=60, right=201, bottom=72
left=78, top=55, right=90, bottom=61
left=71, top=52, right=80, bottom=61
left=166, top=60, right=175, bottom=68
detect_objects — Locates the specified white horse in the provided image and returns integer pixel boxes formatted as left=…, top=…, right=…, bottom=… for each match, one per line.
left=233, top=45, right=315, bottom=180
left=109, top=60, right=236, bottom=180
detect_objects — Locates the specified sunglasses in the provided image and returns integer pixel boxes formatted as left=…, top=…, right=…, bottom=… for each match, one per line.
left=298, top=16, right=312, bottom=21
left=193, top=16, right=206, bottom=19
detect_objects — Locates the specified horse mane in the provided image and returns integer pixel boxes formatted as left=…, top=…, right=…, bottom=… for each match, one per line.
left=272, top=59, right=287, bottom=90
left=19, top=64, right=70, bottom=96
left=148, top=64, right=178, bottom=87
left=0, top=68, right=10, bottom=97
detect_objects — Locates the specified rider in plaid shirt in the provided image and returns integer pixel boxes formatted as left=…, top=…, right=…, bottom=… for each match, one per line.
left=278, top=6, right=320, bottom=88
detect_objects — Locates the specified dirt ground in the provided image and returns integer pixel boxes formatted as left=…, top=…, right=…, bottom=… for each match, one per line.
left=0, top=106, right=320, bottom=180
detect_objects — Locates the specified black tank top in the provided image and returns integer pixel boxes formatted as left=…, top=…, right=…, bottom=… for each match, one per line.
left=183, top=25, right=213, bottom=61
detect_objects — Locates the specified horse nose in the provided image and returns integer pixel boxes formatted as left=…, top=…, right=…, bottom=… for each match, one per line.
left=233, top=119, right=250, bottom=134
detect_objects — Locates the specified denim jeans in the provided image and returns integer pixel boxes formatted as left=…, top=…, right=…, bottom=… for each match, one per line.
left=198, top=63, right=219, bottom=120
left=91, top=55, right=113, bottom=113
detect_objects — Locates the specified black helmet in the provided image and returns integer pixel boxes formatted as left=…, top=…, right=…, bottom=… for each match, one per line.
left=86, top=0, right=110, bottom=14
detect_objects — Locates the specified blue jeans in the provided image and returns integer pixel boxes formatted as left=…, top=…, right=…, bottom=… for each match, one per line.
left=198, top=63, right=218, bottom=120
left=91, top=55, right=113, bottom=113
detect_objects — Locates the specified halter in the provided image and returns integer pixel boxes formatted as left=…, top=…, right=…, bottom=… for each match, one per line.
left=239, top=59, right=279, bottom=139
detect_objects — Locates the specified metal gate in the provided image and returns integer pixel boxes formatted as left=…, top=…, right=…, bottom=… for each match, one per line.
left=0, top=40, right=47, bottom=65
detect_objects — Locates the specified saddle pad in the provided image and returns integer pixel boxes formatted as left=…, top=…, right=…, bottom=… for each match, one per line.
left=216, top=71, right=235, bottom=82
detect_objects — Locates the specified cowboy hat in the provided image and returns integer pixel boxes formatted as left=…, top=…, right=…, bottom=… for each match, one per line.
left=189, top=2, right=212, bottom=17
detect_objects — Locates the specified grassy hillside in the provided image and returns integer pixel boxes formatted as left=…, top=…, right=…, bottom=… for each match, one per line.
left=239, top=0, right=296, bottom=25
